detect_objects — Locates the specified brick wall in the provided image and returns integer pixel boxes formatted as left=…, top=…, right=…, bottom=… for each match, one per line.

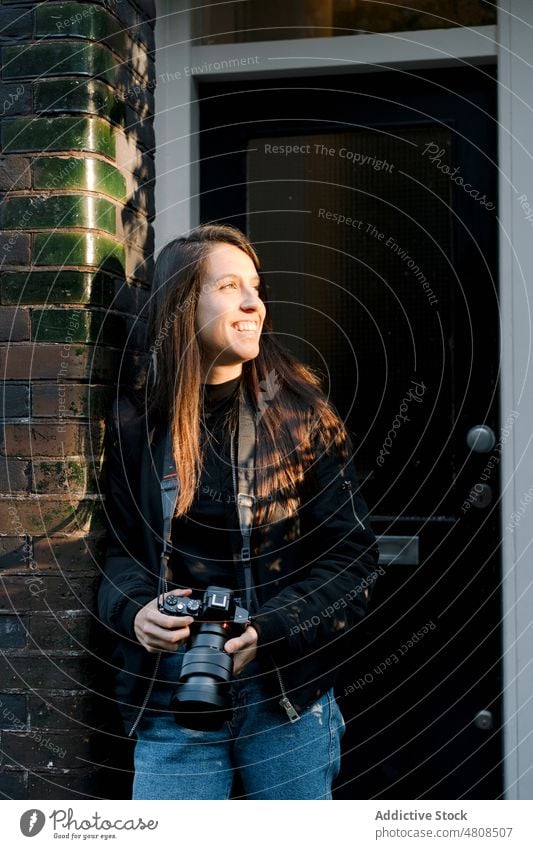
left=0, top=0, right=156, bottom=798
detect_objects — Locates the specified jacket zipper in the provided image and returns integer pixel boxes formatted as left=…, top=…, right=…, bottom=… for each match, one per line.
left=128, top=650, right=161, bottom=737
left=273, top=473, right=364, bottom=721
left=273, top=663, right=301, bottom=722
left=341, top=477, right=366, bottom=530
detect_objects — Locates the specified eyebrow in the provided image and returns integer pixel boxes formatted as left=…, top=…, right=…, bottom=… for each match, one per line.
left=213, top=273, right=261, bottom=284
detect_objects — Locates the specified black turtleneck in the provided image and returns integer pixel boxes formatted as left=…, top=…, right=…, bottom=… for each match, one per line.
left=169, top=375, right=241, bottom=592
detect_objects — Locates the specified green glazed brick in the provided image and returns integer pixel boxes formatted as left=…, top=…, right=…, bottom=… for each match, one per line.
left=32, top=308, right=125, bottom=344
left=34, top=79, right=126, bottom=125
left=3, top=42, right=118, bottom=87
left=2, top=116, right=115, bottom=158
left=33, top=231, right=125, bottom=275
left=33, top=156, right=126, bottom=202
left=35, top=2, right=128, bottom=58
left=0, top=271, right=117, bottom=306
left=0, top=81, right=32, bottom=116
left=2, top=195, right=117, bottom=236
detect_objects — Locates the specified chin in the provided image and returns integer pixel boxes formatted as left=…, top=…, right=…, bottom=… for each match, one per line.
left=234, top=342, right=260, bottom=357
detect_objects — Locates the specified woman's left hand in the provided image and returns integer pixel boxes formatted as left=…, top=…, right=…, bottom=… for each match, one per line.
left=225, top=625, right=258, bottom=675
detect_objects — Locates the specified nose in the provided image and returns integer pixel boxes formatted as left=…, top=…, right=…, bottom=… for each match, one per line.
left=240, top=285, right=263, bottom=312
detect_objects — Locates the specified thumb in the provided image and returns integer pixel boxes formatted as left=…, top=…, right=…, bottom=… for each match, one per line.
left=225, top=626, right=256, bottom=654
left=224, top=636, right=240, bottom=654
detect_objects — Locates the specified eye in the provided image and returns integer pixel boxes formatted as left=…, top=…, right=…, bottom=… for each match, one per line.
left=220, top=280, right=238, bottom=289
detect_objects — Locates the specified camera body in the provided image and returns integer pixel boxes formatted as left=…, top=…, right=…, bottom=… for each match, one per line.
left=159, top=586, right=249, bottom=731
left=160, top=587, right=248, bottom=628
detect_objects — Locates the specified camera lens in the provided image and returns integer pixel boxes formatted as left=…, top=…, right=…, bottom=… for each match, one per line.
left=169, top=622, right=234, bottom=731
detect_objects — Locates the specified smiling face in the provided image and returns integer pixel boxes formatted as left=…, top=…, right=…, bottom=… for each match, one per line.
left=195, top=242, right=267, bottom=384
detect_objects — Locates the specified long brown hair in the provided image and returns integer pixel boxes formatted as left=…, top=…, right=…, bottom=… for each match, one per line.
left=147, top=223, right=352, bottom=528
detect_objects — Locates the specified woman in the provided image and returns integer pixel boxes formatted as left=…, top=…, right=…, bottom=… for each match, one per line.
left=98, top=223, right=379, bottom=800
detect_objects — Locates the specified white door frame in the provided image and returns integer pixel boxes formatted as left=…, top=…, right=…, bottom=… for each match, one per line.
left=154, top=7, right=496, bottom=248
left=154, top=1, right=533, bottom=800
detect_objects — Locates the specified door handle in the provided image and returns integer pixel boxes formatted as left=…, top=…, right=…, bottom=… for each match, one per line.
left=473, top=709, right=493, bottom=730
left=466, top=425, right=496, bottom=453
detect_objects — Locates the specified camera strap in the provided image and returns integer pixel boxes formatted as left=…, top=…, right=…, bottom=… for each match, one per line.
left=159, top=434, right=179, bottom=602
left=234, top=390, right=257, bottom=613
left=159, top=388, right=257, bottom=612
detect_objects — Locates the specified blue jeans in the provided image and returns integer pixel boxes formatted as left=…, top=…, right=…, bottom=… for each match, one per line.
left=132, top=646, right=345, bottom=800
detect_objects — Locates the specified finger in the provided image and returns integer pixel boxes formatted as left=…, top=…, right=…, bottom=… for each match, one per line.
left=143, top=627, right=191, bottom=651
left=144, top=620, right=192, bottom=641
left=238, top=627, right=257, bottom=648
left=224, top=637, right=241, bottom=654
left=153, top=589, right=194, bottom=627
left=225, top=632, right=254, bottom=653
left=232, top=650, right=255, bottom=675
left=150, top=610, right=195, bottom=630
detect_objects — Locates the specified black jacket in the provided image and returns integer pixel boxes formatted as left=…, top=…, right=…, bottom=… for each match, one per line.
left=97, top=392, right=380, bottom=736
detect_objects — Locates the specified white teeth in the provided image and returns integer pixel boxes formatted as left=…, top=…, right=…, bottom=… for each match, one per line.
left=233, top=322, right=257, bottom=331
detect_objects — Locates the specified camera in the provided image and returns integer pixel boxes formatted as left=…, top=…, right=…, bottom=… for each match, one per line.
left=160, top=586, right=249, bottom=730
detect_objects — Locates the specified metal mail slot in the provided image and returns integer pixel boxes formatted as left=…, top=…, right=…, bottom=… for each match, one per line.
left=377, top=535, right=419, bottom=566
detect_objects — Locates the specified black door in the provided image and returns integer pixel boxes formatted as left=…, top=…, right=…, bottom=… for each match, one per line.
left=199, top=65, right=501, bottom=799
